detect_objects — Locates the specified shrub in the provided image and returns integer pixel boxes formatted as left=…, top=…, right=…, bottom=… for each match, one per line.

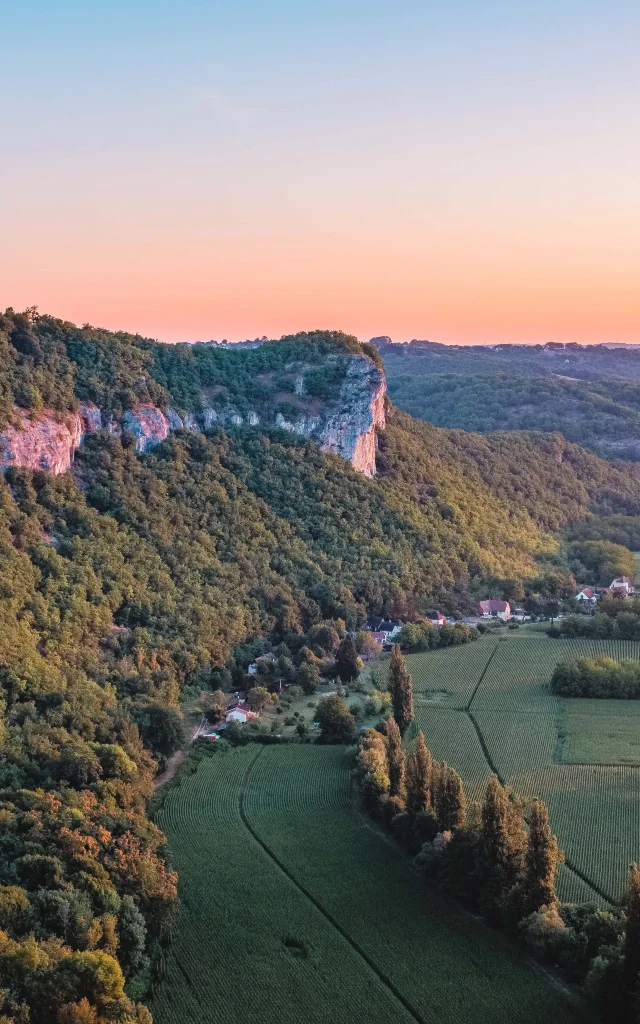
left=551, top=656, right=640, bottom=699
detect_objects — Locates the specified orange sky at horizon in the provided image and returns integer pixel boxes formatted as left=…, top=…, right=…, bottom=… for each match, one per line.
left=2, top=2, right=639, bottom=347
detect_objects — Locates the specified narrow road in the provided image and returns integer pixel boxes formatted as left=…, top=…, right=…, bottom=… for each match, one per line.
left=153, top=716, right=205, bottom=790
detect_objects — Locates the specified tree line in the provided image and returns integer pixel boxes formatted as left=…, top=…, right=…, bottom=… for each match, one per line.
left=356, top=647, right=640, bottom=1022
left=554, top=599, right=640, bottom=641
left=551, top=656, right=640, bottom=699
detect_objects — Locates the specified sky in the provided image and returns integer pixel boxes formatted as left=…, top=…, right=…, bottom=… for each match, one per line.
left=1, top=1, right=639, bottom=345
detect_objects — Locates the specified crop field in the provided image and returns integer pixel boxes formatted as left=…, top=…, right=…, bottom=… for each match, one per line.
left=410, top=634, right=640, bottom=903
left=152, top=745, right=585, bottom=1024
left=377, top=637, right=498, bottom=708
left=561, top=700, right=640, bottom=765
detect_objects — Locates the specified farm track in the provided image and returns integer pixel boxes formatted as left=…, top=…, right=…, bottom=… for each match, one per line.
left=465, top=640, right=500, bottom=710
left=238, top=747, right=430, bottom=1024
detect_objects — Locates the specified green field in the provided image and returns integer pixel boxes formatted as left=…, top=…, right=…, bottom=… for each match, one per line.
left=407, top=635, right=640, bottom=903
left=561, top=700, right=640, bottom=765
left=151, top=745, right=585, bottom=1024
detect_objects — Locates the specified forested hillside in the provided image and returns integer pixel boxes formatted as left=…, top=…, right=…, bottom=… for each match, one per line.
left=0, top=308, right=379, bottom=430
left=379, top=340, right=640, bottom=460
left=3, top=310, right=640, bottom=1023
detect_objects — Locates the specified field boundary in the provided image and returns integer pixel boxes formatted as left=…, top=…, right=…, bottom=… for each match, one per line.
left=238, top=747, right=429, bottom=1024
left=467, top=710, right=613, bottom=907
left=465, top=641, right=500, bottom=711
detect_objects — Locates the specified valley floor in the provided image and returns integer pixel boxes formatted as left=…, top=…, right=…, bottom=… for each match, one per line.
left=151, top=745, right=585, bottom=1024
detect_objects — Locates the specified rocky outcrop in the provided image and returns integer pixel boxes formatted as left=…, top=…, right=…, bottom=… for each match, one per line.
left=0, top=408, right=84, bottom=475
left=271, top=356, right=385, bottom=475
left=121, top=404, right=171, bottom=453
left=0, top=354, right=387, bottom=478
left=320, top=356, right=386, bottom=476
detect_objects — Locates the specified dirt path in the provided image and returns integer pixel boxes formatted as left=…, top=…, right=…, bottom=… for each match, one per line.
left=153, top=717, right=205, bottom=790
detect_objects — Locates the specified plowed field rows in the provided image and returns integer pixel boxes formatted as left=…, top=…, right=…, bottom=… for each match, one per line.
left=152, top=745, right=584, bottom=1024
left=403, top=632, right=640, bottom=902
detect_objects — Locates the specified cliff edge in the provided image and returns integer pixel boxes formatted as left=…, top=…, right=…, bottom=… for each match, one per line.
left=0, top=352, right=386, bottom=478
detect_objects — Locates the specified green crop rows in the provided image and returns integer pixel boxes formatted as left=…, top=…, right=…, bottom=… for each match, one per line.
left=409, top=632, right=640, bottom=903
left=152, top=745, right=583, bottom=1024
left=378, top=637, right=498, bottom=708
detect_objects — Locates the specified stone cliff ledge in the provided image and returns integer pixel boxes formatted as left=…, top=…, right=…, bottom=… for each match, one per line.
left=0, top=354, right=386, bottom=478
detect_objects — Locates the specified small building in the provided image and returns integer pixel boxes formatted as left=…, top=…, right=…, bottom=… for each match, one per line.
left=425, top=610, right=447, bottom=627
left=477, top=600, right=511, bottom=621
left=226, top=699, right=259, bottom=724
left=366, top=616, right=403, bottom=641
left=248, top=652, right=277, bottom=676
left=610, top=577, right=635, bottom=596
left=576, top=587, right=596, bottom=603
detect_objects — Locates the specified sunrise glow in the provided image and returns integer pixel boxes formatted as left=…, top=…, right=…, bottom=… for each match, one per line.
left=2, top=1, right=639, bottom=344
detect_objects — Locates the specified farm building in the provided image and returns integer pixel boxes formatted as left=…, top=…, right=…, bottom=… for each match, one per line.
left=368, top=631, right=386, bottom=644
left=576, top=587, right=596, bottom=603
left=610, top=576, right=635, bottom=596
left=226, top=699, right=259, bottom=724
left=477, top=600, right=511, bottom=621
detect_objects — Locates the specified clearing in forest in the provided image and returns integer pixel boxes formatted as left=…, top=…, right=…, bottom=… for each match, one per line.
left=151, top=745, right=585, bottom=1024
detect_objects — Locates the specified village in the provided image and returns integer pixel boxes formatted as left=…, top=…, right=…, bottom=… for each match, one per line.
left=194, top=574, right=636, bottom=742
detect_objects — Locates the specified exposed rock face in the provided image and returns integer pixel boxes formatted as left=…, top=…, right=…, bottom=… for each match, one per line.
left=319, top=356, right=386, bottom=476
left=0, top=354, right=387, bottom=477
left=121, top=404, right=171, bottom=453
left=0, top=408, right=84, bottom=475
left=272, top=356, right=385, bottom=475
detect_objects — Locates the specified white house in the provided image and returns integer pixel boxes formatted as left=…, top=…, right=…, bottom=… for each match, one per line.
left=610, top=577, right=635, bottom=596
left=576, top=587, right=596, bottom=603
left=477, top=600, right=511, bottom=621
left=366, top=616, right=403, bottom=641
left=225, top=699, right=259, bottom=724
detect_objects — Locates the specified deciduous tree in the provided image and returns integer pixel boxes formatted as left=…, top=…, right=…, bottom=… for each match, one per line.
left=388, top=645, right=414, bottom=734
left=384, top=717, right=406, bottom=800
left=405, top=731, right=432, bottom=814
left=335, top=636, right=362, bottom=683
left=316, top=695, right=356, bottom=744
left=521, top=800, right=561, bottom=916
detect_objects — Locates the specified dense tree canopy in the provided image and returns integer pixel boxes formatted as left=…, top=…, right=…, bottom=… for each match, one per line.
left=379, top=339, right=640, bottom=462
left=3, top=312, right=640, bottom=1021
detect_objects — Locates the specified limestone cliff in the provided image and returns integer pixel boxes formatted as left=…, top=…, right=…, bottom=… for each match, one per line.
left=0, top=408, right=84, bottom=475
left=0, top=353, right=386, bottom=477
left=272, top=355, right=385, bottom=476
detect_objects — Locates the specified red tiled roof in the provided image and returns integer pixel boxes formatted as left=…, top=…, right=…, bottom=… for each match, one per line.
left=227, top=700, right=252, bottom=714
left=477, top=600, right=510, bottom=613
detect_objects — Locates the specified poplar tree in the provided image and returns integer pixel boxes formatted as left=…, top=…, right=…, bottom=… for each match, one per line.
left=385, top=717, right=406, bottom=800
left=481, top=775, right=526, bottom=872
left=521, top=799, right=561, bottom=915
left=479, top=775, right=526, bottom=919
left=406, top=731, right=432, bottom=814
left=624, top=863, right=640, bottom=991
left=389, top=645, right=414, bottom=734
left=438, top=766, right=466, bottom=831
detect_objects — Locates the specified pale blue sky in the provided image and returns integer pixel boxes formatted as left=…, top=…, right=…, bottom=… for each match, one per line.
left=1, top=1, right=639, bottom=343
